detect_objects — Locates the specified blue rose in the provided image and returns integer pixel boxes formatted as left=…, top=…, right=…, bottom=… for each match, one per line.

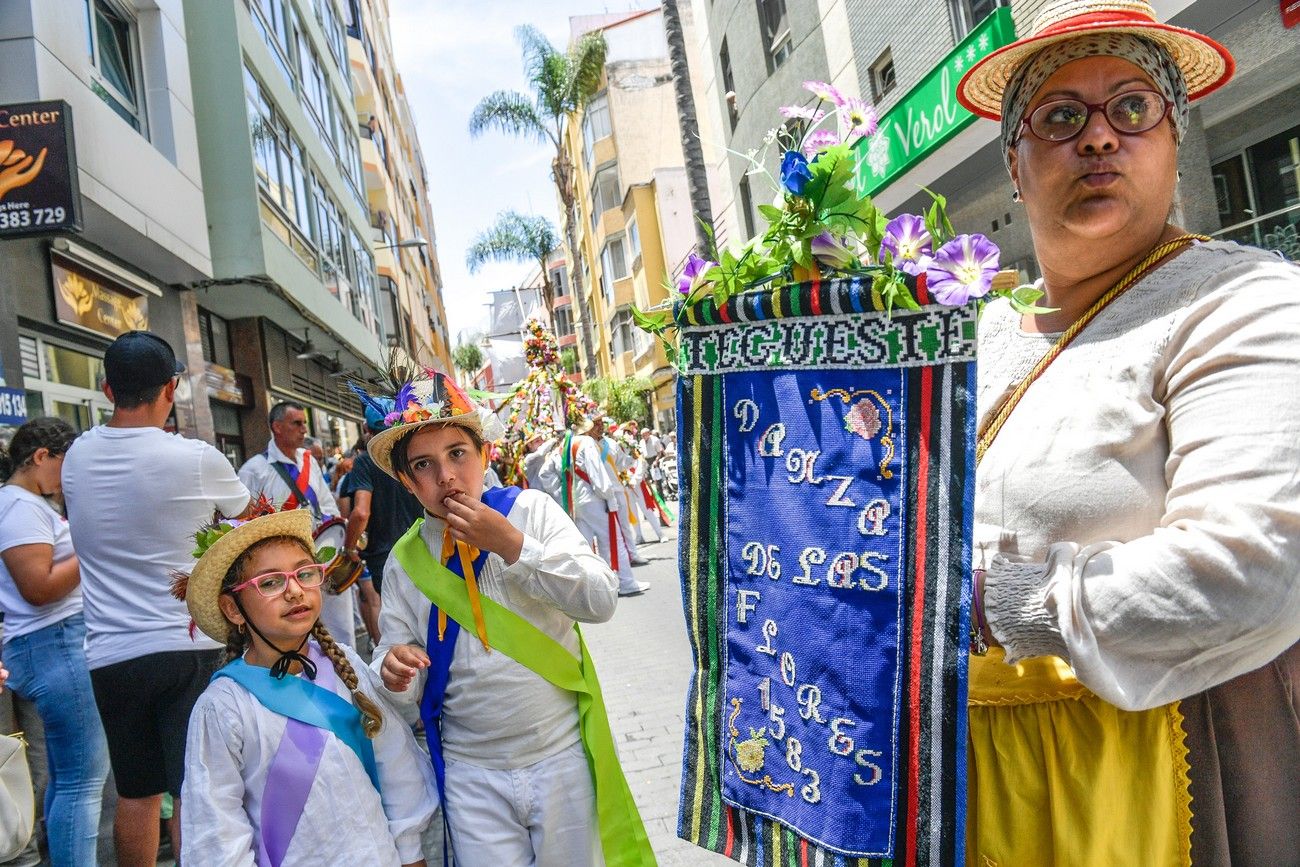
left=780, top=150, right=814, bottom=196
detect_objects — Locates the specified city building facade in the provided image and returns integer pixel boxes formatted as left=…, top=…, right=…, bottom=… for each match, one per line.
left=0, top=0, right=219, bottom=441
left=561, top=8, right=703, bottom=428
left=694, top=0, right=1300, bottom=280
left=182, top=0, right=449, bottom=461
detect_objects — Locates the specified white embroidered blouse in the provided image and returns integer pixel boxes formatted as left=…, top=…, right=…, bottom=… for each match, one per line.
left=373, top=488, right=618, bottom=769
left=977, top=240, right=1300, bottom=712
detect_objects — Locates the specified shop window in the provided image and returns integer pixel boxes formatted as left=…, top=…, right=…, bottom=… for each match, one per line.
left=1212, top=123, right=1300, bottom=260
left=757, top=0, right=791, bottom=73
left=870, top=49, right=897, bottom=103
left=44, top=343, right=103, bottom=392
left=87, top=0, right=147, bottom=134
left=950, top=0, right=1007, bottom=39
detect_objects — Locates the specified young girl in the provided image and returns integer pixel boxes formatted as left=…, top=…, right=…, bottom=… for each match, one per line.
left=173, top=504, right=436, bottom=866
left=355, top=371, right=653, bottom=866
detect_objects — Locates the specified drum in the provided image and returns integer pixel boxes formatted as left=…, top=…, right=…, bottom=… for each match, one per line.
left=312, top=517, right=364, bottom=594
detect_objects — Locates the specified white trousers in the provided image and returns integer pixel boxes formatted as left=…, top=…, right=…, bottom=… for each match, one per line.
left=318, top=585, right=356, bottom=648
left=575, top=505, right=636, bottom=592
left=444, top=741, right=602, bottom=867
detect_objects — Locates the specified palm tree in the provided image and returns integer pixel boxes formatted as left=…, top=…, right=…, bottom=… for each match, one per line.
left=661, top=0, right=714, bottom=253
left=468, top=25, right=606, bottom=376
left=465, top=211, right=560, bottom=319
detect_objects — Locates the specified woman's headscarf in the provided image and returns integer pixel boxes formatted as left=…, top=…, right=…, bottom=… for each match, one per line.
left=1000, top=32, right=1190, bottom=169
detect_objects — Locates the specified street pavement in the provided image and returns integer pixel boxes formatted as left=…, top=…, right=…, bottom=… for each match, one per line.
left=583, top=521, right=734, bottom=867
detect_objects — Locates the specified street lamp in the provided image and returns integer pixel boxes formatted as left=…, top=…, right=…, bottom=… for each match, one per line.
left=374, top=235, right=428, bottom=251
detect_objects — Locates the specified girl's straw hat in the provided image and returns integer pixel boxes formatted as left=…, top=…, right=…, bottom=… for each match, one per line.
left=957, top=0, right=1233, bottom=120
left=174, top=506, right=315, bottom=644
left=354, top=369, right=504, bottom=480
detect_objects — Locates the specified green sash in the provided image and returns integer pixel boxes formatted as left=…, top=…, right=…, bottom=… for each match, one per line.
left=392, top=521, right=656, bottom=867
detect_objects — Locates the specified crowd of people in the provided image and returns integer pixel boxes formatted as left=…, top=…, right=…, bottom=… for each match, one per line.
left=0, top=330, right=667, bottom=865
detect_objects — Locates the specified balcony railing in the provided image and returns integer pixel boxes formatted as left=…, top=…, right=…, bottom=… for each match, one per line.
left=1212, top=204, right=1300, bottom=262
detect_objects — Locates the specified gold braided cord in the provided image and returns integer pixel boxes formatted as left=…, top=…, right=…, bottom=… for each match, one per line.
left=975, top=233, right=1211, bottom=464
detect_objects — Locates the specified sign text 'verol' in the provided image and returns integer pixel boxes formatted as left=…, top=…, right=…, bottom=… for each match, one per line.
left=0, top=100, right=82, bottom=236
left=853, top=8, right=1015, bottom=199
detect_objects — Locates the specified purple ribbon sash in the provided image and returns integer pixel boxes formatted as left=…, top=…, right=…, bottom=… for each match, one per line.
left=257, top=644, right=335, bottom=867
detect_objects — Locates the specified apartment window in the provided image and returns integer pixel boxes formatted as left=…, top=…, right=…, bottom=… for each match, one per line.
left=738, top=175, right=756, bottom=239
left=757, top=0, right=791, bottom=72
left=315, top=0, right=347, bottom=71
left=198, top=310, right=234, bottom=368
left=245, top=68, right=313, bottom=239
left=550, top=266, right=568, bottom=300
left=626, top=216, right=641, bottom=263
left=87, top=0, right=146, bottom=133
left=555, top=306, right=574, bottom=338
left=250, top=0, right=296, bottom=88
left=604, top=236, right=629, bottom=282
left=591, top=165, right=621, bottom=227
left=344, top=0, right=363, bottom=37
left=351, top=230, right=379, bottom=330
left=611, top=311, right=634, bottom=357
left=870, top=49, right=897, bottom=103
left=582, top=96, right=610, bottom=171
left=950, top=0, right=1007, bottom=38
left=719, top=40, right=738, bottom=129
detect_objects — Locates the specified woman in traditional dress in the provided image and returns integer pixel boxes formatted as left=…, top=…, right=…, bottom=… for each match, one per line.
left=956, top=1, right=1300, bottom=863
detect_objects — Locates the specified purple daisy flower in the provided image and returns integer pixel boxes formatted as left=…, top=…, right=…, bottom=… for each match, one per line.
left=803, top=80, right=846, bottom=106
left=879, top=214, right=933, bottom=276
left=837, top=96, right=878, bottom=145
left=801, top=129, right=840, bottom=157
left=925, top=234, right=1000, bottom=306
left=779, top=105, right=826, bottom=122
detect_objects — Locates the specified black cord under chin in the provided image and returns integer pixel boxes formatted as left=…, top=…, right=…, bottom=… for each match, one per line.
left=232, top=595, right=318, bottom=680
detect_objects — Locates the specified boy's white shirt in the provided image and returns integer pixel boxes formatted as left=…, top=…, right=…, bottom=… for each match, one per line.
left=181, top=642, right=437, bottom=866
left=373, top=488, right=618, bottom=769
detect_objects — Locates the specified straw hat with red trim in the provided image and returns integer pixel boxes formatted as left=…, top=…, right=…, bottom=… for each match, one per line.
left=957, top=0, right=1234, bottom=121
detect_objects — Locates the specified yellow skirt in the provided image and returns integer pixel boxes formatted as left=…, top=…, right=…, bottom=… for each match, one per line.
left=966, top=650, right=1193, bottom=867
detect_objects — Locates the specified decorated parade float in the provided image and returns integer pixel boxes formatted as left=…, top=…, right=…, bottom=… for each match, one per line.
left=636, top=80, right=1039, bottom=867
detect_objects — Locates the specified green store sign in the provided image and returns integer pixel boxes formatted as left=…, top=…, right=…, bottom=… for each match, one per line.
left=854, top=7, right=1016, bottom=198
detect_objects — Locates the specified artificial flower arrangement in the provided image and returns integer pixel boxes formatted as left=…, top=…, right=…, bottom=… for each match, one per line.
left=634, top=81, right=1045, bottom=342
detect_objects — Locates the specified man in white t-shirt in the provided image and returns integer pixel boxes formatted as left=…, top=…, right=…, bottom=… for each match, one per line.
left=237, top=401, right=368, bottom=646
left=62, top=330, right=251, bottom=866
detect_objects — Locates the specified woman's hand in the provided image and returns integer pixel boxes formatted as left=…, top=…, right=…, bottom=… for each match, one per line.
left=0, top=664, right=9, bottom=694
left=380, top=644, right=430, bottom=693
left=443, top=493, right=525, bottom=565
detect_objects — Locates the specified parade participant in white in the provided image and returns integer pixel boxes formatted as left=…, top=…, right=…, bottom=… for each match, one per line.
left=359, top=370, right=650, bottom=865
left=238, top=401, right=364, bottom=647
left=176, top=507, right=435, bottom=866
left=562, top=423, right=646, bottom=597
left=597, top=424, right=649, bottom=563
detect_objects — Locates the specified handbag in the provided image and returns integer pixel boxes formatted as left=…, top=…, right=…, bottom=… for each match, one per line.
left=0, top=731, right=34, bottom=861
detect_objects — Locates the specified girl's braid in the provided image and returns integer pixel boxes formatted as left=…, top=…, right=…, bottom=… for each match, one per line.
left=311, top=621, right=383, bottom=738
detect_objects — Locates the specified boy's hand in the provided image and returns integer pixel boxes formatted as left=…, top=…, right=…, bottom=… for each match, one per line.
left=381, top=644, right=430, bottom=692
left=443, top=493, right=525, bottom=564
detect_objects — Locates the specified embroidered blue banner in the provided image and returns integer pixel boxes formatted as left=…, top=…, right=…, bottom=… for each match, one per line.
left=721, top=368, right=905, bottom=857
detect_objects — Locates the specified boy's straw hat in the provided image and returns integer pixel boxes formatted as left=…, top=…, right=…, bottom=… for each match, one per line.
left=957, top=0, right=1233, bottom=120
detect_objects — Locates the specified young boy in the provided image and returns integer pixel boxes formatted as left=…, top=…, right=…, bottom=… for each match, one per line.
left=358, top=372, right=653, bottom=866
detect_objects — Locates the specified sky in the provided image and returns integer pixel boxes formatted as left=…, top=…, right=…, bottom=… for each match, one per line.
left=388, top=0, right=649, bottom=346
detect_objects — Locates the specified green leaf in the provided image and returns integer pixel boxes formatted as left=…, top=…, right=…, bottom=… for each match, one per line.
left=757, top=204, right=784, bottom=225
left=631, top=305, right=674, bottom=334
left=921, top=186, right=955, bottom=243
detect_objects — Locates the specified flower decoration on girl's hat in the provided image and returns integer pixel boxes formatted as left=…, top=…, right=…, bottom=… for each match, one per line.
left=956, top=0, right=1234, bottom=120
left=170, top=496, right=318, bottom=644
left=347, top=354, right=505, bottom=480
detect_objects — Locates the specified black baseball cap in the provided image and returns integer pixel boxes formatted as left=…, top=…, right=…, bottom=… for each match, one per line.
left=104, top=330, right=185, bottom=392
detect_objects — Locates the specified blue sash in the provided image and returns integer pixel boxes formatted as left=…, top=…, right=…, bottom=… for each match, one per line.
left=418, top=485, right=523, bottom=802
left=214, top=658, right=379, bottom=790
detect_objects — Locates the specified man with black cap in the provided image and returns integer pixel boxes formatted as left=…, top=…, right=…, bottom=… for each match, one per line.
left=62, top=330, right=251, bottom=866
